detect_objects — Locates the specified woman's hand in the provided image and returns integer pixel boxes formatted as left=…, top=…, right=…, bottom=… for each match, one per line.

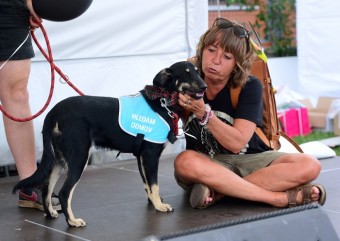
left=178, top=93, right=206, bottom=119
left=26, top=0, right=42, bottom=30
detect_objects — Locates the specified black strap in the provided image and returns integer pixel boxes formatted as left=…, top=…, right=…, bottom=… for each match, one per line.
left=133, top=133, right=145, bottom=156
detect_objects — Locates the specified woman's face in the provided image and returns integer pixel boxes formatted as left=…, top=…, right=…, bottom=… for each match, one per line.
left=201, top=43, right=236, bottom=83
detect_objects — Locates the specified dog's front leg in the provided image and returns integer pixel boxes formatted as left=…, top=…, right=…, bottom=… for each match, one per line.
left=146, top=183, right=173, bottom=212
left=137, top=154, right=173, bottom=212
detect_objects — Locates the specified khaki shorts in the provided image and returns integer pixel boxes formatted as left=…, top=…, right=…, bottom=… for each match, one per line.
left=175, top=151, right=287, bottom=191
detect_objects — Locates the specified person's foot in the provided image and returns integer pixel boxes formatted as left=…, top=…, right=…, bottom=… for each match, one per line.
left=190, top=183, right=216, bottom=209
left=18, top=187, right=61, bottom=211
left=286, top=183, right=326, bottom=207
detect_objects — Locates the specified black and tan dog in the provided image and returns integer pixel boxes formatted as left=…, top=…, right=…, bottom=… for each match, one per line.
left=12, top=61, right=206, bottom=227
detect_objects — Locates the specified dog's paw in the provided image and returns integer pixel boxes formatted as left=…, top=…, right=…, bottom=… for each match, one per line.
left=156, top=203, right=173, bottom=212
left=50, top=210, right=59, bottom=218
left=68, top=218, right=87, bottom=227
left=44, top=210, right=59, bottom=219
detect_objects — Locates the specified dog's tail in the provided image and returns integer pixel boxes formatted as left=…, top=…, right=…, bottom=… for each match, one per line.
left=12, top=120, right=60, bottom=194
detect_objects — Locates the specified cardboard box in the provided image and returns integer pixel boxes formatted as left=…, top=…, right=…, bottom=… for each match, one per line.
left=298, top=97, right=338, bottom=130
left=334, top=114, right=340, bottom=136
left=278, top=107, right=312, bottom=137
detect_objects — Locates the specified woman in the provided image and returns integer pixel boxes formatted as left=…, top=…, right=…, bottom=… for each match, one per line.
left=174, top=18, right=326, bottom=209
left=0, top=0, right=60, bottom=211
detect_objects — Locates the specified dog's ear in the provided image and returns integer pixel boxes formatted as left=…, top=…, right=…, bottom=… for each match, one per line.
left=153, top=68, right=173, bottom=87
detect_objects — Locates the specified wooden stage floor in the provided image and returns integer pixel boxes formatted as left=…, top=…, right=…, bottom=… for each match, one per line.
left=1, top=154, right=339, bottom=241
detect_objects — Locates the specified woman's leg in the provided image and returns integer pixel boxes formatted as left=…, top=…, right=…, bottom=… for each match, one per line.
left=174, top=150, right=322, bottom=207
left=0, top=59, right=36, bottom=180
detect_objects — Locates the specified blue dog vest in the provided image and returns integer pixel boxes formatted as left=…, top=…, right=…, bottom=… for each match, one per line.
left=118, top=93, right=170, bottom=144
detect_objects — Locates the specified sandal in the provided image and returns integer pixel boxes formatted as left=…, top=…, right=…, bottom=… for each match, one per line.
left=286, top=183, right=327, bottom=207
left=190, top=183, right=216, bottom=209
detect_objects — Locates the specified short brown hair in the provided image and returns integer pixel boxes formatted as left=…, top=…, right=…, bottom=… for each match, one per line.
left=195, top=23, right=256, bottom=88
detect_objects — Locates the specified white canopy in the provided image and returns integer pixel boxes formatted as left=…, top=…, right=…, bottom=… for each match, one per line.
left=296, top=0, right=340, bottom=99
left=1, top=0, right=339, bottom=165
left=0, top=0, right=208, bottom=165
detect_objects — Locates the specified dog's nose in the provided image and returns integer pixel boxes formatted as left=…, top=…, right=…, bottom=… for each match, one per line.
left=200, top=83, right=207, bottom=92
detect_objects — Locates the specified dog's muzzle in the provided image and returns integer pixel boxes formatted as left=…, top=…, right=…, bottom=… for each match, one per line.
left=184, top=87, right=206, bottom=100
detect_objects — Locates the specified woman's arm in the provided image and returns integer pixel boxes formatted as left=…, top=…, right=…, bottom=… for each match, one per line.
left=205, top=115, right=256, bottom=153
left=178, top=87, right=259, bottom=154
left=26, top=0, right=42, bottom=28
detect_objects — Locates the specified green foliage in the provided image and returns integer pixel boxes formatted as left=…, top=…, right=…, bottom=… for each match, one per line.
left=224, top=0, right=297, bottom=57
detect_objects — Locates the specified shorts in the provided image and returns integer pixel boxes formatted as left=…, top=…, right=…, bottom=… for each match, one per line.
left=0, top=0, right=34, bottom=61
left=0, top=28, right=34, bottom=61
left=175, top=151, right=288, bottom=191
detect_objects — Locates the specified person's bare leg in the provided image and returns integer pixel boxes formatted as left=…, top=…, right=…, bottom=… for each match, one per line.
left=243, top=153, right=321, bottom=192
left=0, top=59, right=36, bottom=180
left=174, top=150, right=322, bottom=207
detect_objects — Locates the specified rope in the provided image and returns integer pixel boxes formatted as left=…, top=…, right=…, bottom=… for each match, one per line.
left=0, top=21, right=84, bottom=122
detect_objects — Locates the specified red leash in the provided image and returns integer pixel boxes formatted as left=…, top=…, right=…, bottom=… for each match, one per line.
left=0, top=21, right=84, bottom=122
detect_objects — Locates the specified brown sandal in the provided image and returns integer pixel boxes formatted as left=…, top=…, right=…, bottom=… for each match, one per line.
left=189, top=183, right=216, bottom=209
left=286, top=183, right=327, bottom=207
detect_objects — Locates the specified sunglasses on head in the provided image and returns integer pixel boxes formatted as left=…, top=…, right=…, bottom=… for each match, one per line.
left=213, top=17, right=250, bottom=52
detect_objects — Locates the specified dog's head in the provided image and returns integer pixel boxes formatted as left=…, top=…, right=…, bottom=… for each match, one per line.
left=153, top=61, right=207, bottom=100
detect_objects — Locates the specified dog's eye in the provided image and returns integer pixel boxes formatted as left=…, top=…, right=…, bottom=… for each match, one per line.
left=196, top=69, right=201, bottom=76
left=194, top=66, right=201, bottom=75
left=186, top=68, right=190, bottom=73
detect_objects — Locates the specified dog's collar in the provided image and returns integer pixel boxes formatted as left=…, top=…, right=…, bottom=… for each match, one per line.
left=142, top=86, right=179, bottom=143
left=143, top=85, right=178, bottom=106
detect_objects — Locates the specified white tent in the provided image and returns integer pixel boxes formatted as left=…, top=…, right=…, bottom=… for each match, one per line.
left=2, top=0, right=339, bottom=166
left=296, top=0, right=340, bottom=100
left=0, top=0, right=208, bottom=165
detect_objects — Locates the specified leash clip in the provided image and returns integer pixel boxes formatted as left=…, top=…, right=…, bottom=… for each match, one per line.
left=160, top=98, right=175, bottom=118
left=59, top=75, right=69, bottom=84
